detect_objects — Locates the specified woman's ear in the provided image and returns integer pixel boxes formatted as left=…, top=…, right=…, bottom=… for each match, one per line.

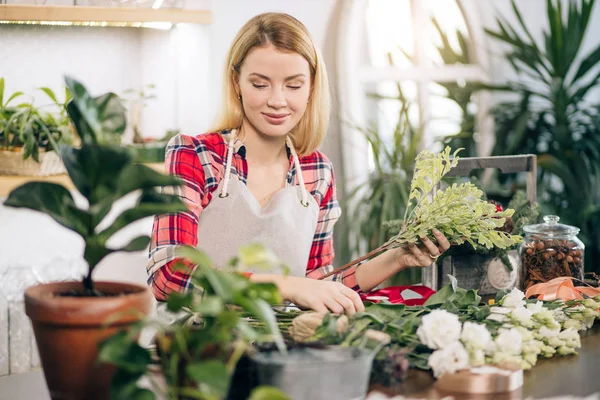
left=232, top=73, right=241, bottom=99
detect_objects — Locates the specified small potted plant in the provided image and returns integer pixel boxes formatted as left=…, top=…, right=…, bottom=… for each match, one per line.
left=3, top=76, right=188, bottom=399
left=0, top=78, right=70, bottom=176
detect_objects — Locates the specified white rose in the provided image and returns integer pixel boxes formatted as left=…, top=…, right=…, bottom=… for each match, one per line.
left=494, top=328, right=522, bottom=356
left=527, top=301, right=544, bottom=314
left=509, top=307, right=533, bottom=328
left=417, top=310, right=462, bottom=350
left=428, top=341, right=470, bottom=378
left=500, top=288, right=526, bottom=308
left=460, top=322, right=492, bottom=352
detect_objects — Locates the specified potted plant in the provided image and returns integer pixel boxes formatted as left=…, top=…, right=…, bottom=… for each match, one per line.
left=0, top=78, right=69, bottom=176
left=3, top=76, right=188, bottom=400
left=99, top=244, right=290, bottom=400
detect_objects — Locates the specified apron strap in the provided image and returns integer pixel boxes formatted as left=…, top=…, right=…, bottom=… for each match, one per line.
left=219, top=129, right=236, bottom=198
left=286, top=137, right=309, bottom=207
left=219, top=129, right=309, bottom=207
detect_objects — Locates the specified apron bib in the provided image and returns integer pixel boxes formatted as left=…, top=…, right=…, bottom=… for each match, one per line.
left=196, top=131, right=319, bottom=276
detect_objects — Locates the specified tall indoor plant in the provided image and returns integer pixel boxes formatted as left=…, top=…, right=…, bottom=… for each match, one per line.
left=485, top=0, right=600, bottom=273
left=3, top=76, right=188, bottom=399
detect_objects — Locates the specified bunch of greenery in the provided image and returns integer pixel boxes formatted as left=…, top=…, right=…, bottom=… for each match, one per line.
left=436, top=190, right=540, bottom=271
left=99, top=245, right=288, bottom=400
left=4, top=76, right=187, bottom=295
left=484, top=0, right=600, bottom=272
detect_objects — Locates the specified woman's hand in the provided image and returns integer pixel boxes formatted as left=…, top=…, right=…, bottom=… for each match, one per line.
left=278, top=276, right=365, bottom=315
left=396, top=228, right=451, bottom=269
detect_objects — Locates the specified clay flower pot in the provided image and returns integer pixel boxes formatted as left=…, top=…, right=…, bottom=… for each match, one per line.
left=24, top=281, right=153, bottom=400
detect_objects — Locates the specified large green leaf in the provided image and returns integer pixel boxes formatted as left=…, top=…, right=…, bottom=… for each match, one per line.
left=115, top=163, right=183, bottom=198
left=4, top=182, right=89, bottom=236
left=185, top=360, right=230, bottom=397
left=119, top=235, right=151, bottom=252
left=98, top=330, right=152, bottom=374
left=233, top=296, right=286, bottom=354
left=65, top=76, right=126, bottom=145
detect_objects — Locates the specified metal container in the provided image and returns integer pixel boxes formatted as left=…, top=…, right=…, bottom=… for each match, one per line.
left=251, top=346, right=375, bottom=400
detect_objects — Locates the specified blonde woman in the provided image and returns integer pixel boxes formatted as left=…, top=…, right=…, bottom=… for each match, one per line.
left=148, top=12, right=450, bottom=315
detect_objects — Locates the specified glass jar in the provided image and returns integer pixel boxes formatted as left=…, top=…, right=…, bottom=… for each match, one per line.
left=520, top=215, right=584, bottom=290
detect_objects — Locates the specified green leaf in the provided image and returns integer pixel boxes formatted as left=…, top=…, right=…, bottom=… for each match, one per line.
left=115, top=163, right=182, bottom=198
left=40, top=87, right=58, bottom=104
left=191, top=296, right=224, bottom=316
left=249, top=387, right=290, bottom=400
left=424, top=282, right=455, bottom=306
left=363, top=303, right=406, bottom=322
left=186, top=360, right=230, bottom=396
left=4, top=182, right=89, bottom=237
left=166, top=291, right=194, bottom=312
left=235, top=296, right=286, bottom=353
left=5, top=91, right=24, bottom=107
left=119, top=235, right=150, bottom=252
left=0, top=77, right=4, bottom=106
left=98, top=330, right=152, bottom=374
left=109, top=369, right=154, bottom=400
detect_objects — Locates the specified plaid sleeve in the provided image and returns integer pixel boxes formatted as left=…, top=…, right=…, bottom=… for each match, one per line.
left=304, top=155, right=360, bottom=291
left=147, top=134, right=209, bottom=301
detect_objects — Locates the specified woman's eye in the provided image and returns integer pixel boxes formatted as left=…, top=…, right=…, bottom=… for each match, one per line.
left=252, top=84, right=267, bottom=89
left=288, top=86, right=302, bottom=90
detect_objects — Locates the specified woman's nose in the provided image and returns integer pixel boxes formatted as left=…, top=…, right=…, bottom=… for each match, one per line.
left=267, top=88, right=287, bottom=109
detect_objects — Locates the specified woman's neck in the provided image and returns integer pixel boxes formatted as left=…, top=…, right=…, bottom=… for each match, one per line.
left=239, top=120, right=288, bottom=166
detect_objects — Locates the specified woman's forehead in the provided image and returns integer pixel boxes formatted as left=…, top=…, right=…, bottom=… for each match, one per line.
left=241, top=45, right=310, bottom=78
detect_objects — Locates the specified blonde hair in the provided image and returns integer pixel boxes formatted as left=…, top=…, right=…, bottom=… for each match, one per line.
left=211, top=12, right=330, bottom=156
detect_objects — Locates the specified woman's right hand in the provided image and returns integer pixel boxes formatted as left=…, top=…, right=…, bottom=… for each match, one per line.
left=277, top=276, right=365, bottom=315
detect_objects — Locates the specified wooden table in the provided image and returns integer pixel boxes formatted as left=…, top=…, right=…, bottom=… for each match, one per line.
left=371, top=324, right=600, bottom=399
left=1, top=326, right=599, bottom=399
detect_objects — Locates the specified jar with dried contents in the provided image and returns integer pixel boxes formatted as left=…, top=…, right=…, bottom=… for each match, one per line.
left=520, top=215, right=584, bottom=290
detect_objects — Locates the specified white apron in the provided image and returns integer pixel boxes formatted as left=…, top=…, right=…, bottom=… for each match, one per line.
left=195, top=131, right=319, bottom=277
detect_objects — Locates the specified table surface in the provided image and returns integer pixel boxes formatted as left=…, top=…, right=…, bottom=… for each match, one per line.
left=1, top=325, right=599, bottom=400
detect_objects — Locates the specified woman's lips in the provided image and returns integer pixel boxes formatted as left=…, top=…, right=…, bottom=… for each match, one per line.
left=262, top=113, right=289, bottom=125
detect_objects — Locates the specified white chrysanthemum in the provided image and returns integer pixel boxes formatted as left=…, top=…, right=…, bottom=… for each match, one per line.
left=417, top=310, right=462, bottom=350
left=510, top=307, right=534, bottom=328
left=460, top=322, right=492, bottom=352
left=500, top=288, right=526, bottom=308
left=494, top=328, right=522, bottom=355
left=427, top=341, right=470, bottom=378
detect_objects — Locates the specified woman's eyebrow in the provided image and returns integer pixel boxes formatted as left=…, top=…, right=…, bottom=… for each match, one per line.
left=249, top=73, right=307, bottom=81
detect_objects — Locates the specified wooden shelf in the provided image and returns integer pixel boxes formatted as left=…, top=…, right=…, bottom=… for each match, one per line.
left=0, top=163, right=164, bottom=198
left=0, top=4, right=211, bottom=25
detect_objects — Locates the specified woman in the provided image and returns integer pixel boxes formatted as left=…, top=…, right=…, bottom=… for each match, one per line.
left=148, top=12, right=450, bottom=315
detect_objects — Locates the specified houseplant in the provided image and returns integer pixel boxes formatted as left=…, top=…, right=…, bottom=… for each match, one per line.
left=484, top=0, right=600, bottom=273
left=3, top=76, right=188, bottom=399
left=0, top=78, right=68, bottom=175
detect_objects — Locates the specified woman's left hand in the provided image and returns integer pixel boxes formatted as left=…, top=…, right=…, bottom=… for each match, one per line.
left=396, top=229, right=451, bottom=269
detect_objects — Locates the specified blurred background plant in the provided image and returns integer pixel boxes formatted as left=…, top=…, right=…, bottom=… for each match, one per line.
left=483, top=0, right=600, bottom=273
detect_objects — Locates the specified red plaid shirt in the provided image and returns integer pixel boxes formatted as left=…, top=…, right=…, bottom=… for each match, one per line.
left=147, top=130, right=359, bottom=300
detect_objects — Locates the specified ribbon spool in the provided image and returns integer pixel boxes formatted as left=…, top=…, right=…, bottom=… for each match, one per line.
left=435, top=365, right=523, bottom=395
left=359, top=285, right=435, bottom=305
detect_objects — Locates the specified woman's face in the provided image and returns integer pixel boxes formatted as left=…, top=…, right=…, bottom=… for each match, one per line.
left=235, top=45, right=311, bottom=139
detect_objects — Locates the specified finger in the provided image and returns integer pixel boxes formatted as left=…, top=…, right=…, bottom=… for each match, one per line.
left=432, top=229, right=451, bottom=251
left=323, top=297, right=344, bottom=314
left=309, top=301, right=328, bottom=314
left=410, top=243, right=434, bottom=266
left=420, top=235, right=440, bottom=257
left=334, top=293, right=357, bottom=315
left=340, top=286, right=365, bottom=313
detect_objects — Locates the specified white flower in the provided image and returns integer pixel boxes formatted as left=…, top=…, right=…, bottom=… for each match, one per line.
left=490, top=306, right=512, bottom=314
left=533, top=308, right=559, bottom=328
left=553, top=309, right=568, bottom=323
left=515, top=326, right=534, bottom=342
left=540, top=343, right=556, bottom=357
left=526, top=301, right=544, bottom=314
left=509, top=307, right=534, bottom=328
left=500, top=288, right=526, bottom=308
left=523, top=352, right=538, bottom=368
left=557, top=346, right=577, bottom=355
left=563, top=319, right=582, bottom=331
left=583, top=316, right=596, bottom=330
left=582, top=298, right=600, bottom=310
left=460, top=322, right=492, bottom=352
left=469, top=349, right=486, bottom=366
left=494, top=328, right=522, bottom=356
left=487, top=313, right=508, bottom=323
left=417, top=310, right=462, bottom=350
left=558, top=328, right=581, bottom=349
left=428, top=341, right=470, bottom=378
left=547, top=336, right=566, bottom=348
left=538, top=325, right=560, bottom=338
left=490, top=351, right=523, bottom=366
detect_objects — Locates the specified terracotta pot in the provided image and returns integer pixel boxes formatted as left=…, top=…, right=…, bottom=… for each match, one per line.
left=24, top=281, right=153, bottom=400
